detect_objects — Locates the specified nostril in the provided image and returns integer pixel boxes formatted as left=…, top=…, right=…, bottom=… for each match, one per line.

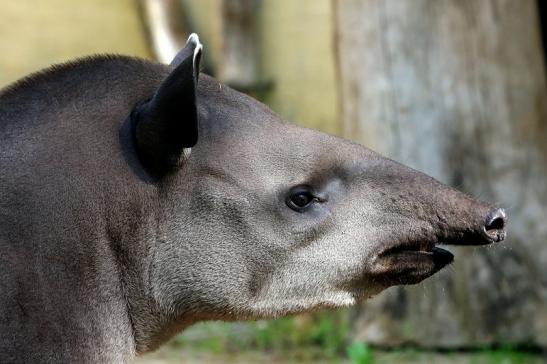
left=486, top=216, right=505, bottom=231
left=483, top=208, right=507, bottom=242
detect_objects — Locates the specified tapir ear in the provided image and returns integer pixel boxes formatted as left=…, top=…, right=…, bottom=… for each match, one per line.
left=133, top=33, right=203, bottom=175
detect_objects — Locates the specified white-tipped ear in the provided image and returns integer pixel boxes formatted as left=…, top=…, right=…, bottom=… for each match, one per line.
left=170, top=33, right=203, bottom=73
left=187, top=33, right=203, bottom=81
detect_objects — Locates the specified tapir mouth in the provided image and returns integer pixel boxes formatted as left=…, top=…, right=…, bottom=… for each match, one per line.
left=379, top=241, right=454, bottom=264
left=371, top=207, right=507, bottom=286
left=372, top=241, right=454, bottom=286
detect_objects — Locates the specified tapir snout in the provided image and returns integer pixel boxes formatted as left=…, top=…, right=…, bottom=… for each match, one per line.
left=314, top=150, right=509, bottom=289
left=368, top=197, right=507, bottom=287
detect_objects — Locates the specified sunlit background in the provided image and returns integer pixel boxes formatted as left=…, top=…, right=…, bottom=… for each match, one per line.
left=1, top=1, right=546, bottom=363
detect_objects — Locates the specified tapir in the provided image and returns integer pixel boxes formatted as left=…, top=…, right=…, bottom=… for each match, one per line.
left=0, top=34, right=507, bottom=363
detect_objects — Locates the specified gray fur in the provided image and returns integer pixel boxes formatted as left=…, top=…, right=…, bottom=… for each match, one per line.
left=0, top=36, right=506, bottom=363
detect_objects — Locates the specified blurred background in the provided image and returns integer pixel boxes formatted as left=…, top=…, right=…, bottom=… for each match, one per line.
left=1, top=1, right=546, bottom=363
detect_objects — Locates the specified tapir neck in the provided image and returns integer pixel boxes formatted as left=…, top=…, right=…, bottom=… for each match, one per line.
left=104, top=184, right=192, bottom=354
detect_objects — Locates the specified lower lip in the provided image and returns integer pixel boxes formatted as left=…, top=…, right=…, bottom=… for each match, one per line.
left=385, top=246, right=454, bottom=265
left=431, top=246, right=454, bottom=265
left=370, top=245, right=455, bottom=286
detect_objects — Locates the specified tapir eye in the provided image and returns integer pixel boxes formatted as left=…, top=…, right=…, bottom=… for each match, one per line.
left=286, top=186, right=318, bottom=212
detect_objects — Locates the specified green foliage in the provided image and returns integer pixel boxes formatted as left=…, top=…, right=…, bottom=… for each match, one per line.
left=346, top=342, right=374, bottom=364
left=476, top=346, right=541, bottom=364
left=170, top=322, right=231, bottom=354
left=246, top=310, right=351, bottom=356
left=253, top=317, right=298, bottom=351
left=170, top=310, right=352, bottom=358
left=167, top=317, right=543, bottom=364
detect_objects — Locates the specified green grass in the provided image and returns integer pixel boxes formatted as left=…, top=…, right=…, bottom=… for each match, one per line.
left=160, top=314, right=544, bottom=364
left=170, top=310, right=352, bottom=358
left=474, top=346, right=542, bottom=364
left=347, top=342, right=374, bottom=364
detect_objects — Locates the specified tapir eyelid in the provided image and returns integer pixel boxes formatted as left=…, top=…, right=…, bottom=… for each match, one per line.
left=285, top=185, right=325, bottom=212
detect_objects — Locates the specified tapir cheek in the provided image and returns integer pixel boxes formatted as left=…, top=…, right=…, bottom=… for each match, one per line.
left=279, top=202, right=334, bottom=238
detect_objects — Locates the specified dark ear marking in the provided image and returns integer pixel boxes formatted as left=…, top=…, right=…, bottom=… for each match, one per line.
left=133, top=33, right=203, bottom=176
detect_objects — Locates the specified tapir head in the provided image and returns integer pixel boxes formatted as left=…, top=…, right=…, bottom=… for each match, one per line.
left=130, top=35, right=506, bottom=348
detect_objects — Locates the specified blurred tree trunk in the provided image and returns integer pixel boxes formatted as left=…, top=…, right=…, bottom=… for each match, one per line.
left=139, top=0, right=189, bottom=63
left=335, top=0, right=547, bottom=348
left=219, top=0, right=259, bottom=89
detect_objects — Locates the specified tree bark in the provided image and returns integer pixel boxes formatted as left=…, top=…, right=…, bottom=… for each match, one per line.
left=335, top=0, right=547, bottom=348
